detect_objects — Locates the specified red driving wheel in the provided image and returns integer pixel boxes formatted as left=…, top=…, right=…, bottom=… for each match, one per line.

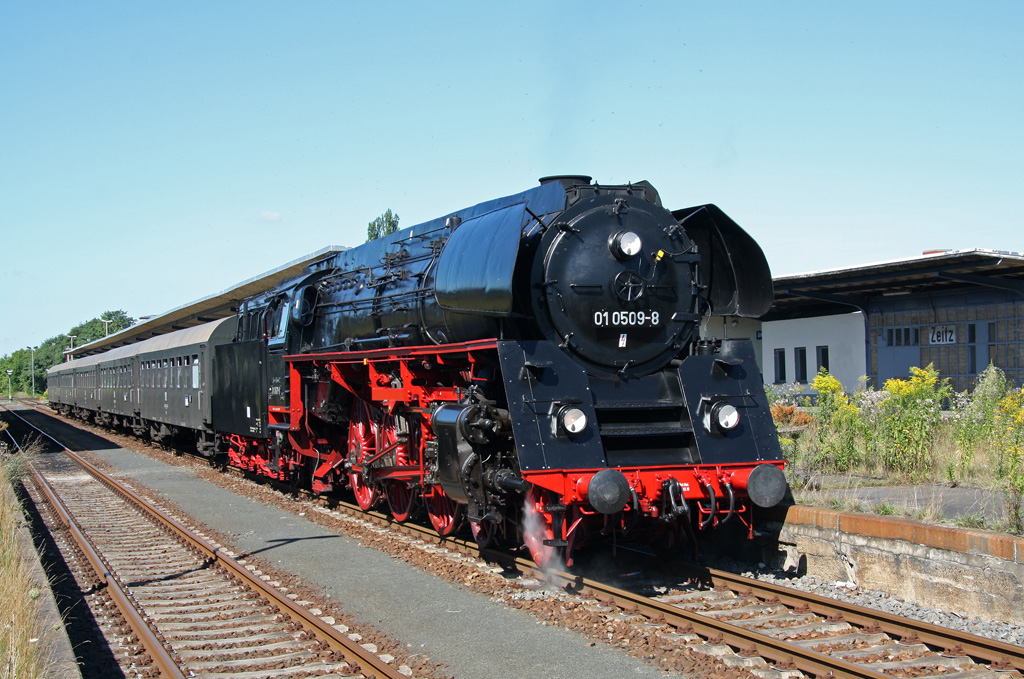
left=347, top=400, right=379, bottom=510
left=381, top=415, right=417, bottom=522
left=425, top=485, right=462, bottom=536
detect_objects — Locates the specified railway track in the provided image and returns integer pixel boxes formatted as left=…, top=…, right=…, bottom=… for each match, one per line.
left=2, top=404, right=410, bottom=679
left=9, top=402, right=1024, bottom=678
left=316, top=499, right=1024, bottom=679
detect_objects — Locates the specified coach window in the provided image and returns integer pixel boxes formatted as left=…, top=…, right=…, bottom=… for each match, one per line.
left=773, top=349, right=786, bottom=383
left=192, top=355, right=200, bottom=388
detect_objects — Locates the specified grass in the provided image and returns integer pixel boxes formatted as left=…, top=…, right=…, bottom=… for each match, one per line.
left=954, top=512, right=988, bottom=530
left=0, top=445, right=52, bottom=679
left=874, top=502, right=896, bottom=516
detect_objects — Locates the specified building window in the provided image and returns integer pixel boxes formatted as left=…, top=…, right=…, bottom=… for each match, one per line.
left=774, top=349, right=786, bottom=383
left=795, top=347, right=808, bottom=383
left=887, top=327, right=919, bottom=347
left=968, top=323, right=977, bottom=374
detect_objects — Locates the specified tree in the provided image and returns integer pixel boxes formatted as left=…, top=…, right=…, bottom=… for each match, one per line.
left=0, top=310, right=136, bottom=396
left=366, top=209, right=400, bottom=242
left=67, top=310, right=136, bottom=346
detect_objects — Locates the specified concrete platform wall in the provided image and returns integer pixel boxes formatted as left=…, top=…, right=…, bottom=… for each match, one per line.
left=764, top=505, right=1024, bottom=624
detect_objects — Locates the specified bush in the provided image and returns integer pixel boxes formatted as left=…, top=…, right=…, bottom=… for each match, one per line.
left=764, top=382, right=803, bottom=406
left=949, top=364, right=1007, bottom=484
left=878, top=365, right=950, bottom=477
left=786, top=362, right=1024, bottom=535
left=770, top=403, right=812, bottom=428
left=803, top=369, right=861, bottom=472
left=994, top=387, right=1024, bottom=533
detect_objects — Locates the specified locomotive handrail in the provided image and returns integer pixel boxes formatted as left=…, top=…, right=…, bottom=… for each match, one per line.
left=284, top=337, right=500, bottom=362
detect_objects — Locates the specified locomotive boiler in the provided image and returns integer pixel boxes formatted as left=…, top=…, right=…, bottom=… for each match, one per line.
left=50, top=175, right=787, bottom=566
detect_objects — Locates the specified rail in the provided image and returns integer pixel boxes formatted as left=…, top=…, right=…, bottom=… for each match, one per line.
left=2, top=403, right=407, bottom=679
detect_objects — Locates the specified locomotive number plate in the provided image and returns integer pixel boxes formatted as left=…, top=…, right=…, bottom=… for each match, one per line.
left=593, top=310, right=661, bottom=327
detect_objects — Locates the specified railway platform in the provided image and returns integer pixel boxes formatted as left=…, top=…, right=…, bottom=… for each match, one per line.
left=792, top=474, right=1006, bottom=527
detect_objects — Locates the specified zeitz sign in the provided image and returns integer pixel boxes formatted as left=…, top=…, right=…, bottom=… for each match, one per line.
left=929, top=325, right=956, bottom=345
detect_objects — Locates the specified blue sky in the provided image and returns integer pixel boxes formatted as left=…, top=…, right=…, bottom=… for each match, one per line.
left=2, top=2, right=1021, bottom=356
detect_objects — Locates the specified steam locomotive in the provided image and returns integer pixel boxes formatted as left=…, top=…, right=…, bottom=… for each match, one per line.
left=49, top=176, right=787, bottom=565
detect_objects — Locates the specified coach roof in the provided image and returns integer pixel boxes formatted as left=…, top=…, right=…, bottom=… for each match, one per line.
left=48, top=317, right=235, bottom=374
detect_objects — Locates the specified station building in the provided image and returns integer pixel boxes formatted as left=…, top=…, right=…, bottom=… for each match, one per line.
left=758, top=249, right=1024, bottom=394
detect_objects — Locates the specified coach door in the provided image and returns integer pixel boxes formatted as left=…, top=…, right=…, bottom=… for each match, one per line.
left=266, top=295, right=289, bottom=411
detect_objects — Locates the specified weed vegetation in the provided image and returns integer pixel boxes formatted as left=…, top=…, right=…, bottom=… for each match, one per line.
left=1, top=446, right=51, bottom=679
left=770, top=364, right=1024, bottom=534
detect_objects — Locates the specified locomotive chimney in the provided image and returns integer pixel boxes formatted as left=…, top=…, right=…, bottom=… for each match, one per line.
left=538, top=175, right=592, bottom=189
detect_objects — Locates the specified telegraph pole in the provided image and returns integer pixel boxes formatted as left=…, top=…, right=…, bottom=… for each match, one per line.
left=28, top=346, right=36, bottom=397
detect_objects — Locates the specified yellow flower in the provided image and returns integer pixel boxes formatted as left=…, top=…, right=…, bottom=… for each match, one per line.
left=812, top=370, right=844, bottom=395
left=884, top=378, right=912, bottom=397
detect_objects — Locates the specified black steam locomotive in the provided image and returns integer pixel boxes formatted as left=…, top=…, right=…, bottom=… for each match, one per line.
left=49, top=176, right=786, bottom=565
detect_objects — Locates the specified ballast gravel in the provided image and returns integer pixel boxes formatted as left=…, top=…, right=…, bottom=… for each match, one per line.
left=743, top=568, right=1024, bottom=647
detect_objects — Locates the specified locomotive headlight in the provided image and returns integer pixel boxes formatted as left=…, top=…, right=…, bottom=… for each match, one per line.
left=559, top=406, right=588, bottom=436
left=610, top=231, right=643, bottom=259
left=712, top=402, right=740, bottom=431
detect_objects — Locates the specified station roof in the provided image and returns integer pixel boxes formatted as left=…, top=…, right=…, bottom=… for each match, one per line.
left=765, top=248, right=1024, bottom=320
left=71, top=245, right=346, bottom=358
